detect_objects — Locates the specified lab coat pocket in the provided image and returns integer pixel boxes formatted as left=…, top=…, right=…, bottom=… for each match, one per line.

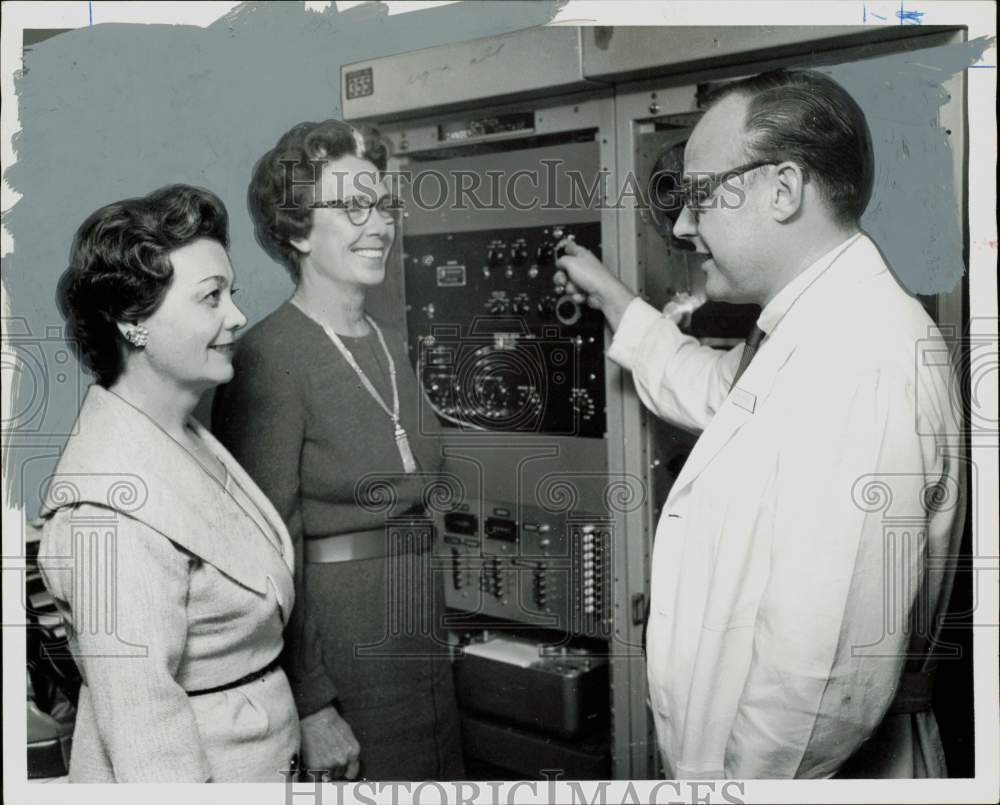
left=700, top=471, right=774, bottom=632
left=701, top=579, right=762, bottom=630
left=700, top=526, right=768, bottom=632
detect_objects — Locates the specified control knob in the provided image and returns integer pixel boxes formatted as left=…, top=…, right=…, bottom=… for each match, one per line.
left=512, top=293, right=531, bottom=315
left=538, top=294, right=558, bottom=318
left=536, top=243, right=555, bottom=266
left=556, top=295, right=582, bottom=326
left=486, top=297, right=510, bottom=315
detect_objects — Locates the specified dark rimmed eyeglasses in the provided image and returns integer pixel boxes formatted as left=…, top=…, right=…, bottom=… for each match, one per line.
left=309, top=195, right=404, bottom=226
left=681, top=160, right=778, bottom=213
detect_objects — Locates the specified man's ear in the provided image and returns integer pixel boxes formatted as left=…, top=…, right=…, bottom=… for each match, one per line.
left=770, top=161, right=805, bottom=222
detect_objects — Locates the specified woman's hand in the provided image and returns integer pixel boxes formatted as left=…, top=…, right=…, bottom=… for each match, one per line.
left=300, top=704, right=361, bottom=779
left=553, top=238, right=636, bottom=332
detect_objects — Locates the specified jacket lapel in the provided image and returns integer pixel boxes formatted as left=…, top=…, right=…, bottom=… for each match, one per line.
left=194, top=421, right=295, bottom=574
left=665, top=235, right=888, bottom=504
left=40, top=386, right=278, bottom=594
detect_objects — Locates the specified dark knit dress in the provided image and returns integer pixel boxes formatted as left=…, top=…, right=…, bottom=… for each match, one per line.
left=212, top=301, right=464, bottom=781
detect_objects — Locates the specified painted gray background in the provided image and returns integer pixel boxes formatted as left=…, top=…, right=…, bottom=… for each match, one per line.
left=827, top=40, right=983, bottom=294
left=2, top=3, right=989, bottom=517
left=3, top=0, right=564, bottom=515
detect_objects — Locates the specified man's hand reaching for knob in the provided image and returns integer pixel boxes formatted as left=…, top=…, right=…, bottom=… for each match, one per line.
left=553, top=238, right=636, bottom=332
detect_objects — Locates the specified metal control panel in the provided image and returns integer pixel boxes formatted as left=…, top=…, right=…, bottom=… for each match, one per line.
left=434, top=500, right=614, bottom=640
left=405, top=223, right=606, bottom=438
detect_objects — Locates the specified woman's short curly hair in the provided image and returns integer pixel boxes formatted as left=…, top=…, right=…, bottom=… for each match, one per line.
left=57, top=184, right=230, bottom=387
left=247, top=119, right=389, bottom=281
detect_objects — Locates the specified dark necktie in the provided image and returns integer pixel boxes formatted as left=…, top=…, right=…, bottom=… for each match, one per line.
left=731, top=323, right=766, bottom=390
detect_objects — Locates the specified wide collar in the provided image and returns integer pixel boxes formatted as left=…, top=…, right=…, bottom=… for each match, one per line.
left=40, top=385, right=293, bottom=594
left=666, top=234, right=890, bottom=503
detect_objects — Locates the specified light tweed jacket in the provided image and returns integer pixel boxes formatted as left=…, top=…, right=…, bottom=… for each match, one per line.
left=36, top=385, right=300, bottom=782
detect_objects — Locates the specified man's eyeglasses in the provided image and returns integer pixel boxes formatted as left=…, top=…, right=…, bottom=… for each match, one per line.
left=681, top=160, right=777, bottom=213
left=309, top=195, right=404, bottom=226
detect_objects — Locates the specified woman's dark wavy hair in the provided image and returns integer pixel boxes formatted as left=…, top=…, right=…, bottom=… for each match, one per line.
left=706, top=69, right=875, bottom=224
left=247, top=119, right=389, bottom=281
left=57, top=184, right=230, bottom=387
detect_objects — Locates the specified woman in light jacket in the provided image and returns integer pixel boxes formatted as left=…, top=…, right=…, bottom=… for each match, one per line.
left=36, top=185, right=300, bottom=782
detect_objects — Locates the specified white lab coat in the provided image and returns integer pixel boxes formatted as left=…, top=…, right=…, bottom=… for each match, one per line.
left=609, top=234, right=964, bottom=779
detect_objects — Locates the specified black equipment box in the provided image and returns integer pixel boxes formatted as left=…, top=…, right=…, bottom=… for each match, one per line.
left=454, top=636, right=608, bottom=740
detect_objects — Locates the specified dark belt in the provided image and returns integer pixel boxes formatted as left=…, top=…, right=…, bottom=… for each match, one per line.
left=185, top=654, right=282, bottom=697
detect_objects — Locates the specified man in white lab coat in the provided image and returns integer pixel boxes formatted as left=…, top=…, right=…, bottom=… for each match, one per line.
left=555, top=70, right=964, bottom=778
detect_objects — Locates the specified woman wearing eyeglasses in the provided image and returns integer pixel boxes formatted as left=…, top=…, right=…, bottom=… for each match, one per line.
left=212, top=120, right=463, bottom=781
